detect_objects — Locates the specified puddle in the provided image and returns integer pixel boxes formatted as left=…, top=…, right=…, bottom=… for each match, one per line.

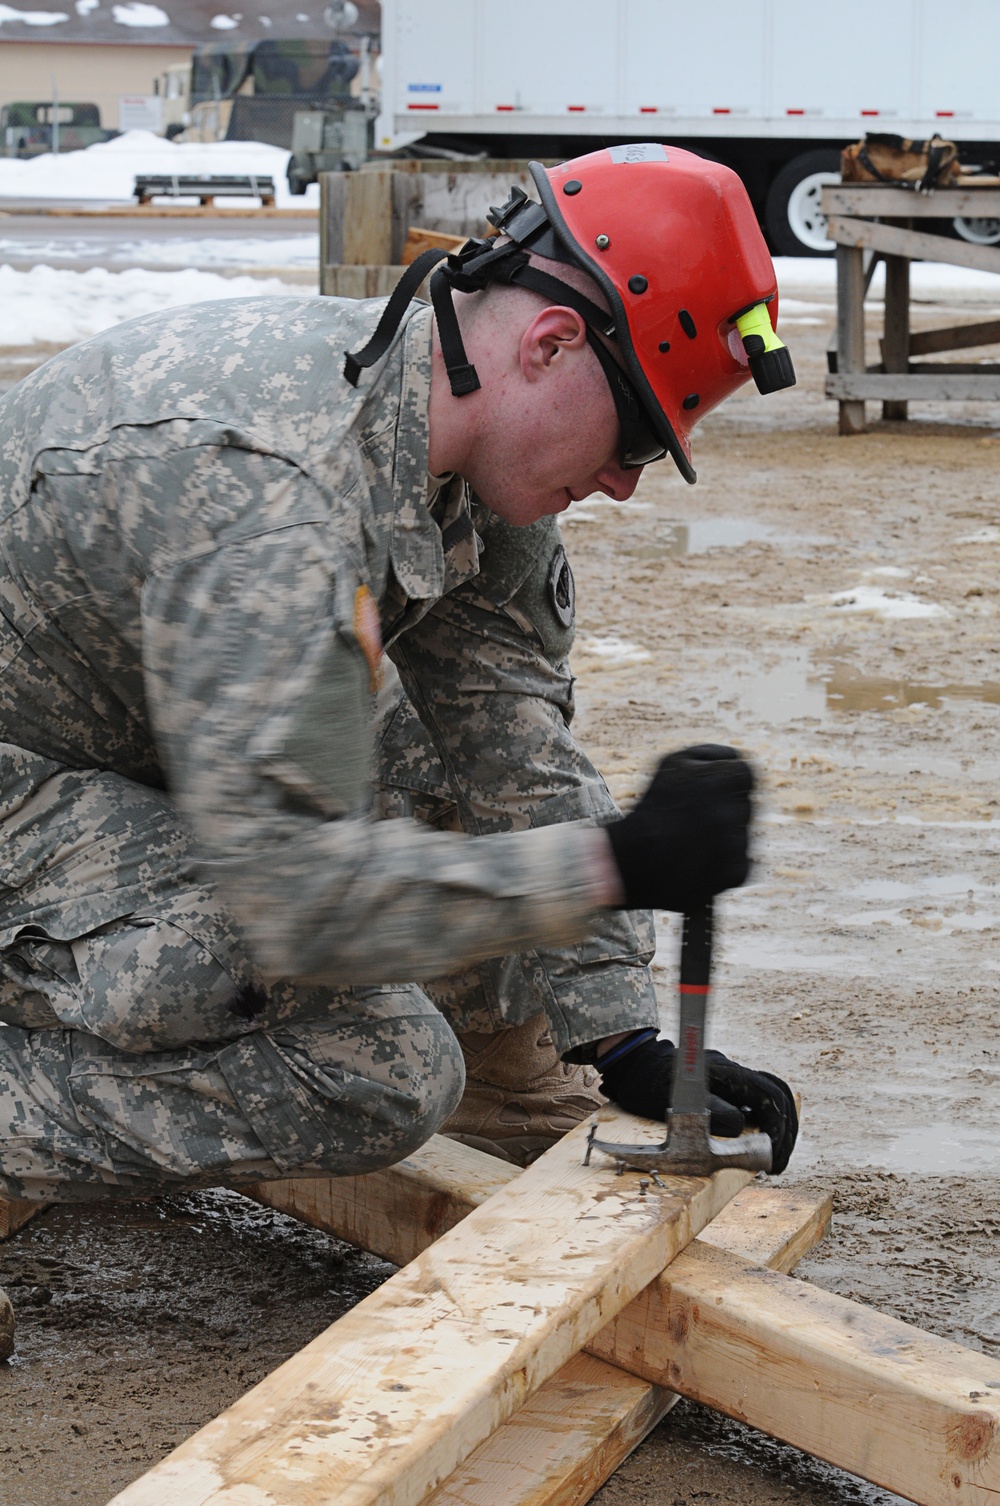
left=858, top=1122, right=998, bottom=1175
left=826, top=663, right=1000, bottom=713
left=729, top=651, right=1000, bottom=723
left=625, top=516, right=814, bottom=558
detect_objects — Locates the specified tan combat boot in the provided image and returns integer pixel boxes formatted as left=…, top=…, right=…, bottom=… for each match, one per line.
left=442, top=1015, right=604, bottom=1167
left=0, top=1288, right=14, bottom=1362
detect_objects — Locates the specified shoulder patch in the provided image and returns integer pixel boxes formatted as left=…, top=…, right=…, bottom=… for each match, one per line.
left=547, top=545, right=576, bottom=629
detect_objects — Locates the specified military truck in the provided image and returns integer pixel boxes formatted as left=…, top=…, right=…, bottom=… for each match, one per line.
left=0, top=102, right=118, bottom=159
left=157, top=39, right=373, bottom=191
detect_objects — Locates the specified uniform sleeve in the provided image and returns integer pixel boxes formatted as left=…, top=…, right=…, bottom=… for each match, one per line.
left=387, top=512, right=660, bottom=1057
left=140, top=450, right=610, bottom=988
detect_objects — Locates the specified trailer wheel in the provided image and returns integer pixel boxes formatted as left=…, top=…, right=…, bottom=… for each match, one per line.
left=765, top=150, right=841, bottom=256
left=953, top=216, right=1000, bottom=246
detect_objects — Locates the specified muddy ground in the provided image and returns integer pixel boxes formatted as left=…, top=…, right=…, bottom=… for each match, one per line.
left=2, top=263, right=1000, bottom=1506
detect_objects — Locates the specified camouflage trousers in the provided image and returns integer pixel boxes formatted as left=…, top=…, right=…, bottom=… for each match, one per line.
left=0, top=685, right=508, bottom=1203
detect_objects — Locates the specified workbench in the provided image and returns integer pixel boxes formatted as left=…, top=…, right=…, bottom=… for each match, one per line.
left=822, top=182, right=1000, bottom=433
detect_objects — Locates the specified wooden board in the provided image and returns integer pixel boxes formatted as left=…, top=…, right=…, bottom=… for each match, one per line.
left=907, top=317, right=1000, bottom=357
left=0, top=1195, right=39, bottom=1240
left=423, top=1187, right=832, bottom=1506
left=826, top=214, right=1000, bottom=276
left=827, top=372, right=1000, bottom=401
left=824, top=185, right=1000, bottom=218
left=110, top=1113, right=750, bottom=1506
left=589, top=1238, right=1000, bottom=1506
left=402, top=227, right=469, bottom=265
left=246, top=1134, right=517, bottom=1267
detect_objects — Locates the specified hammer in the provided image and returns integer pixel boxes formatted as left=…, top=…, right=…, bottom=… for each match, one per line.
left=585, top=902, right=773, bottom=1176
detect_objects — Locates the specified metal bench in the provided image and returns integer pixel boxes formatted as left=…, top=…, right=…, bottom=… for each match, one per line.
left=133, top=173, right=276, bottom=207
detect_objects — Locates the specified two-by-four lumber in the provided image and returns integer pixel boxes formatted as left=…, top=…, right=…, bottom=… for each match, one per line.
left=110, top=1113, right=751, bottom=1506
left=823, top=185, right=1000, bottom=219
left=907, top=318, right=1000, bottom=356
left=826, top=214, right=1000, bottom=276
left=247, top=1133, right=516, bottom=1267
left=0, top=1195, right=39, bottom=1241
left=589, top=1238, right=1000, bottom=1506
left=422, top=1186, right=832, bottom=1506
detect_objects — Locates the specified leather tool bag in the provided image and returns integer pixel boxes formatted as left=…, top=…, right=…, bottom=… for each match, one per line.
left=841, top=132, right=961, bottom=193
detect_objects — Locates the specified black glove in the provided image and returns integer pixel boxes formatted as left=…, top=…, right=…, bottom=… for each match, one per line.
left=598, top=1036, right=798, bottom=1175
left=605, top=745, right=754, bottom=912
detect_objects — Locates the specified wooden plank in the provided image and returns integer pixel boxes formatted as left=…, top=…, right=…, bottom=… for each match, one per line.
left=424, top=1187, right=831, bottom=1506
left=908, top=318, right=1000, bottom=356
left=827, top=372, right=1000, bottom=400
left=343, top=169, right=395, bottom=266
left=402, top=227, right=469, bottom=265
left=320, top=264, right=409, bottom=299
left=836, top=243, right=867, bottom=433
left=110, top=1114, right=750, bottom=1506
left=246, top=1134, right=518, bottom=1266
left=827, top=215, right=1000, bottom=276
left=589, top=1239, right=1000, bottom=1506
left=882, top=252, right=911, bottom=420
left=0, top=1195, right=39, bottom=1240
left=824, top=185, right=1000, bottom=218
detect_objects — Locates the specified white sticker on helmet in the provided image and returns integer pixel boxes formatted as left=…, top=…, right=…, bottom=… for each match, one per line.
left=608, top=143, right=669, bottom=164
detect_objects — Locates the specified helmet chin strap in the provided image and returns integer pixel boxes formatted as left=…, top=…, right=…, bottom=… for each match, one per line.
left=343, top=230, right=617, bottom=398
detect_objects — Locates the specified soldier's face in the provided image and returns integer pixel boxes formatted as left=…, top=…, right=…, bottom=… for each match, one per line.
left=468, top=334, right=643, bottom=526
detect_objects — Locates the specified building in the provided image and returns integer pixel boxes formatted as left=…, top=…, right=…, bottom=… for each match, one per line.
left=0, top=0, right=379, bottom=133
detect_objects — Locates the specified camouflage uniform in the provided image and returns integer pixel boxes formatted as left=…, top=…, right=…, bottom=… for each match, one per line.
left=0, top=295, right=656, bottom=1201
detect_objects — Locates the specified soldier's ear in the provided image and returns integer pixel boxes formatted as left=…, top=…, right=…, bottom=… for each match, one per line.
left=519, top=306, right=588, bottom=383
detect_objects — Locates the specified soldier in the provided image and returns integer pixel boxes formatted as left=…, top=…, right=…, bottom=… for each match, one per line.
left=0, top=145, right=798, bottom=1222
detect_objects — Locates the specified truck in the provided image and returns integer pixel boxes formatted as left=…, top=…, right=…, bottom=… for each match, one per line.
left=156, top=38, right=373, bottom=190
left=373, top=0, right=1000, bottom=254
left=1, top=101, right=118, bottom=159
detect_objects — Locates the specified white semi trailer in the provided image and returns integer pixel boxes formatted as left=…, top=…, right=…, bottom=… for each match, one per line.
left=374, top=0, right=1000, bottom=254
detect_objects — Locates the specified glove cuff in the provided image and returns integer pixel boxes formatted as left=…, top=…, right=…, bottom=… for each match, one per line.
left=595, top=1027, right=658, bottom=1069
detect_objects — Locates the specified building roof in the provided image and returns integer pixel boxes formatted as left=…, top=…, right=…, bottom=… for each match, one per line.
left=0, top=0, right=380, bottom=47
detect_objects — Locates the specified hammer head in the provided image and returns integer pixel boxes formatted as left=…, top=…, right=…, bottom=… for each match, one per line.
left=585, top=1110, right=773, bottom=1177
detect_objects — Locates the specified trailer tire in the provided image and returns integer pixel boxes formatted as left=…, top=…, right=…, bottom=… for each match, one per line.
left=765, top=150, right=841, bottom=256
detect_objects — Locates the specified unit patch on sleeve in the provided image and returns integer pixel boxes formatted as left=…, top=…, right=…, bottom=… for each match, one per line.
left=353, top=583, right=384, bottom=693
left=547, top=544, right=576, bottom=629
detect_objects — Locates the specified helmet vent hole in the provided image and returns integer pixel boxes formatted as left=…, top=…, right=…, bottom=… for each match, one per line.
left=658, top=341, right=670, bottom=354
left=563, top=179, right=583, bottom=195
left=679, top=310, right=697, bottom=339
left=682, top=393, right=700, bottom=410
left=628, top=275, right=648, bottom=294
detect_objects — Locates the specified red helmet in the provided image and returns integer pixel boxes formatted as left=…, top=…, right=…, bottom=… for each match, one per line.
left=343, top=142, right=793, bottom=483
left=527, top=144, right=793, bottom=482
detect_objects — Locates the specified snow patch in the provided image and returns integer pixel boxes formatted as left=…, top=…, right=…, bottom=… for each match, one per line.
left=575, top=635, right=652, bottom=666
left=0, top=3, right=67, bottom=21
left=112, top=0, right=168, bottom=22
left=0, top=264, right=303, bottom=346
left=75, top=0, right=99, bottom=11
left=829, top=584, right=947, bottom=620
left=210, top=11, right=239, bottom=25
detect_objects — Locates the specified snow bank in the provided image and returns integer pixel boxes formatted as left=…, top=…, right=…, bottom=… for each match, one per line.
left=776, top=255, right=1000, bottom=300
left=0, top=263, right=304, bottom=345
left=0, top=130, right=319, bottom=209
left=0, top=231, right=320, bottom=268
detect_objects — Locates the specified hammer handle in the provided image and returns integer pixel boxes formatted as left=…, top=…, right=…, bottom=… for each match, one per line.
left=670, top=902, right=713, bottom=1116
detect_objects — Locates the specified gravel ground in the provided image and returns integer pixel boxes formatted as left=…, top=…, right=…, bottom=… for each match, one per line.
left=3, top=266, right=1000, bottom=1506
